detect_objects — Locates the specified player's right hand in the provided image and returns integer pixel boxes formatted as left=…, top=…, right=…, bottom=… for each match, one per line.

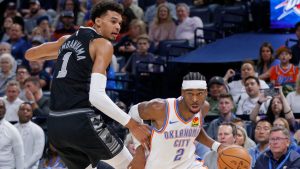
left=126, top=118, right=151, bottom=149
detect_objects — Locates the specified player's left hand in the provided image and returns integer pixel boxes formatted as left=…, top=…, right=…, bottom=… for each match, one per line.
left=126, top=118, right=151, bottom=149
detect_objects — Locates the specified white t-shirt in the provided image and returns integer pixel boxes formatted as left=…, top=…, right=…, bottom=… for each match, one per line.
left=228, top=80, right=269, bottom=104
left=15, top=121, right=45, bottom=169
left=286, top=91, right=300, bottom=113
left=2, top=97, right=24, bottom=122
left=236, top=96, right=271, bottom=115
left=0, top=119, right=24, bottom=169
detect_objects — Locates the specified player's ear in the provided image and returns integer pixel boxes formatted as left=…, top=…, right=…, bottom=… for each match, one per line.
left=95, top=18, right=102, bottom=26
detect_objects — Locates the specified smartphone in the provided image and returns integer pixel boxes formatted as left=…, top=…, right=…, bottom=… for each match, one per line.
left=264, top=88, right=279, bottom=97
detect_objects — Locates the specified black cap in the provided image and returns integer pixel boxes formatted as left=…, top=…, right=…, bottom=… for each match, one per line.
left=32, top=36, right=45, bottom=44
left=7, top=2, right=16, bottom=10
left=61, top=10, right=74, bottom=18
left=30, top=0, right=40, bottom=5
left=208, top=76, right=225, bottom=87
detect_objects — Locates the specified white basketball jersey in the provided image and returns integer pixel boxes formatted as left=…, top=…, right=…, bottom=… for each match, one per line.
left=145, top=98, right=203, bottom=169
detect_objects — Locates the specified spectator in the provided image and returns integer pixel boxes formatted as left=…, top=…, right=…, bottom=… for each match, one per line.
left=24, top=0, right=47, bottom=34
left=52, top=10, right=78, bottom=40
left=248, top=119, right=272, bottom=168
left=24, top=76, right=50, bottom=130
left=291, top=21, right=300, bottom=66
left=15, top=102, right=45, bottom=169
left=117, top=8, right=137, bottom=41
left=254, top=127, right=300, bottom=169
left=270, top=46, right=299, bottom=87
left=0, top=16, right=14, bottom=42
left=143, top=0, right=176, bottom=24
left=120, top=0, right=144, bottom=19
left=0, top=53, right=16, bottom=96
left=206, top=76, right=228, bottom=116
left=124, top=133, right=136, bottom=155
left=115, top=19, right=147, bottom=60
left=35, top=16, right=52, bottom=42
left=54, top=0, right=85, bottom=29
left=7, top=23, right=31, bottom=67
left=204, top=122, right=237, bottom=169
left=121, top=34, right=156, bottom=75
left=207, top=93, right=238, bottom=140
left=3, top=2, right=22, bottom=19
left=236, top=125, right=256, bottom=149
left=0, top=42, right=12, bottom=55
left=16, top=66, right=31, bottom=101
left=0, top=99, right=24, bottom=169
left=250, top=86, right=295, bottom=126
left=224, top=60, right=269, bottom=104
left=236, top=76, right=270, bottom=115
left=29, top=60, right=51, bottom=91
left=286, top=74, right=300, bottom=113
left=257, top=42, right=280, bottom=78
left=148, top=3, right=176, bottom=47
left=175, top=3, right=204, bottom=46
left=40, top=143, right=67, bottom=169
left=2, top=80, right=24, bottom=123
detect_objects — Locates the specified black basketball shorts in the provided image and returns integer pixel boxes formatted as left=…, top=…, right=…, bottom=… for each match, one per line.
left=48, top=108, right=123, bottom=169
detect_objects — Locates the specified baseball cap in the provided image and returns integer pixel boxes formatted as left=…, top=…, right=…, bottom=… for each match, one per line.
left=30, top=0, right=40, bottom=5
left=208, top=76, right=225, bottom=87
left=7, top=2, right=16, bottom=10
left=32, top=36, right=45, bottom=44
left=61, top=10, right=74, bottom=18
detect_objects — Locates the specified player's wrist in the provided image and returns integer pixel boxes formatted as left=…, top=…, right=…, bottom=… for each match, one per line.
left=212, top=141, right=221, bottom=152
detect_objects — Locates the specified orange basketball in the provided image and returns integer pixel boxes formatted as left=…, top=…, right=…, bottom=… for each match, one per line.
left=217, top=145, right=252, bottom=169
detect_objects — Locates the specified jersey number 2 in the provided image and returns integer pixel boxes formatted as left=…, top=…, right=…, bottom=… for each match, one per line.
left=57, top=52, right=71, bottom=78
left=174, top=148, right=184, bottom=161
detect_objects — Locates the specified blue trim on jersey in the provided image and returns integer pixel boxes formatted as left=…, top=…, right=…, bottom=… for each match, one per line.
left=152, top=100, right=169, bottom=133
left=175, top=99, right=194, bottom=123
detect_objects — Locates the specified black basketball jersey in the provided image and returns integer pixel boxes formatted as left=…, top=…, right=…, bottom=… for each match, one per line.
left=50, top=27, right=102, bottom=111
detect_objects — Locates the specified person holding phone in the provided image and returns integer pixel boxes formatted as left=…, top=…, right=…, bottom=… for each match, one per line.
left=250, top=86, right=295, bottom=126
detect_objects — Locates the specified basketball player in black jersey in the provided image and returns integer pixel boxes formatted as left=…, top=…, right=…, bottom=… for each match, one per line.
left=25, top=1, right=150, bottom=169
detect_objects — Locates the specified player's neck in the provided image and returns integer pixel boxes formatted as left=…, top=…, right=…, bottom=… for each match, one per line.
left=178, top=100, right=195, bottom=120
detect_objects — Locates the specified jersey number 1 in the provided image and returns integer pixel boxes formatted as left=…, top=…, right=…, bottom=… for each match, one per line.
left=57, top=52, right=72, bottom=78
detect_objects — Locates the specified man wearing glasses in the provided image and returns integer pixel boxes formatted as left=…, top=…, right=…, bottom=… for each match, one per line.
left=254, top=127, right=300, bottom=169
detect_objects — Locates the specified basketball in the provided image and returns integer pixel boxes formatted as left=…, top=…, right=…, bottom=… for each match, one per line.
left=217, top=145, right=251, bottom=169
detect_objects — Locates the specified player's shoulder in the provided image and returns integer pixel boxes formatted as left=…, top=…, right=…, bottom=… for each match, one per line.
left=141, top=98, right=166, bottom=112
left=92, top=37, right=113, bottom=47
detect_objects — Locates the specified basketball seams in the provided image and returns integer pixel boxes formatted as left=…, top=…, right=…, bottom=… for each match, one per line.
left=220, top=149, right=251, bottom=164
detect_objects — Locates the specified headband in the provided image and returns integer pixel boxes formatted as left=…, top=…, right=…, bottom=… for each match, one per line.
left=182, top=80, right=207, bottom=90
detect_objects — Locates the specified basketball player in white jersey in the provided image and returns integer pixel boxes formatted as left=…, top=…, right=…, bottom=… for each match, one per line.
left=128, top=72, right=224, bottom=169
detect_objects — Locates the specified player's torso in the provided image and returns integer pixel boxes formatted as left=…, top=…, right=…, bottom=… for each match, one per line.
left=146, top=98, right=202, bottom=169
left=50, top=27, right=102, bottom=111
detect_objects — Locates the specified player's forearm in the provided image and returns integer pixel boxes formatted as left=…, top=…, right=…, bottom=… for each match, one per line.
left=89, top=73, right=131, bottom=126
left=196, top=128, right=215, bottom=149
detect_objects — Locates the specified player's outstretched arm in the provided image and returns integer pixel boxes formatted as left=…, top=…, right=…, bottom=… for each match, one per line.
left=89, top=38, right=151, bottom=146
left=25, top=35, right=70, bottom=61
left=127, top=146, right=146, bottom=169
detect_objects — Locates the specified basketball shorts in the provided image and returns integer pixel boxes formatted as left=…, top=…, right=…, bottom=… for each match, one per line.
left=48, top=108, right=124, bottom=169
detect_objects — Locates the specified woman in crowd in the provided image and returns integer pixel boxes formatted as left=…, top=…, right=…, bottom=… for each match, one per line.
left=148, top=3, right=176, bottom=47
left=0, top=53, right=16, bottom=96
left=235, top=125, right=256, bottom=149
left=286, top=74, right=300, bottom=113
